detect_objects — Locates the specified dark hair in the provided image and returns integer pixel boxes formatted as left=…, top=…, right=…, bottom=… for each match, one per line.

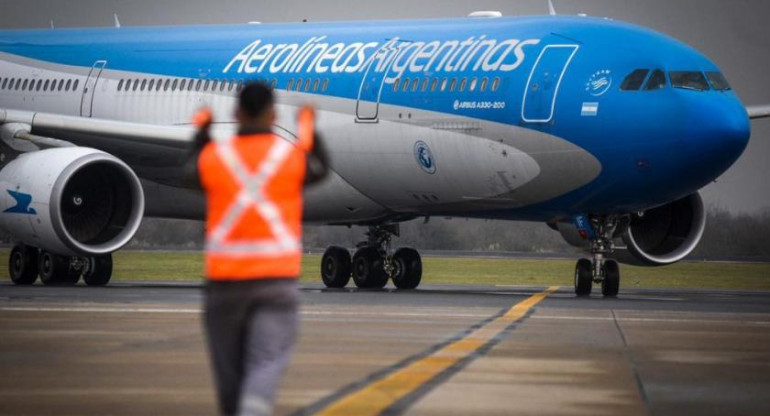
left=239, top=81, right=274, bottom=119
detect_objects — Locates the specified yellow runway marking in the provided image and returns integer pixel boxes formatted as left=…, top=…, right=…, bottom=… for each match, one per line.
left=315, top=286, right=559, bottom=416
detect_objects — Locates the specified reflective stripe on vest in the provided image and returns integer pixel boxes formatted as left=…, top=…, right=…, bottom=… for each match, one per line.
left=205, top=137, right=301, bottom=257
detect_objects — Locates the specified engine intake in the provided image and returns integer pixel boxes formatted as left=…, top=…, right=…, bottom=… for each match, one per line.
left=618, top=193, right=706, bottom=266
left=0, top=147, right=144, bottom=256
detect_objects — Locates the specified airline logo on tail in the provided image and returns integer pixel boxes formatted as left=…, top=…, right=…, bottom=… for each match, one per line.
left=224, top=36, right=541, bottom=82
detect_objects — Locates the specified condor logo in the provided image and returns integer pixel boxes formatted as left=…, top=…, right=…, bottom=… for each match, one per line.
left=4, top=190, right=37, bottom=215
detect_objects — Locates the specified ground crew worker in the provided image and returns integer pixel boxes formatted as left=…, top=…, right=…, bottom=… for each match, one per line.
left=193, top=82, right=328, bottom=416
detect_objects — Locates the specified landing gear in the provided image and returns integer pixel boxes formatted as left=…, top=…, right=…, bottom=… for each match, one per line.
left=83, top=255, right=113, bottom=286
left=573, top=216, right=622, bottom=298
left=7, top=244, right=114, bottom=286
left=9, top=244, right=38, bottom=285
left=392, top=248, right=422, bottom=289
left=352, top=246, right=388, bottom=288
left=319, top=224, right=424, bottom=290
left=38, top=251, right=81, bottom=286
left=321, top=246, right=351, bottom=288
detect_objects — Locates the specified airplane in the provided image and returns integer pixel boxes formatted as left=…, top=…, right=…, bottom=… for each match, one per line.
left=0, top=10, right=768, bottom=296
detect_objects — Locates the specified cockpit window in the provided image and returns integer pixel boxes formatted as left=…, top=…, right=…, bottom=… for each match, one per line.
left=620, top=69, right=649, bottom=91
left=644, top=69, right=667, bottom=91
left=669, top=71, right=710, bottom=91
left=706, top=72, right=731, bottom=91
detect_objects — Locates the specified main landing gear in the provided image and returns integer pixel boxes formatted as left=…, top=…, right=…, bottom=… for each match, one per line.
left=574, top=216, right=621, bottom=298
left=320, top=224, right=423, bottom=290
left=8, top=243, right=113, bottom=286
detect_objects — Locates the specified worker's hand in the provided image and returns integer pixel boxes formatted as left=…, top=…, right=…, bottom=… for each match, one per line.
left=193, top=108, right=214, bottom=130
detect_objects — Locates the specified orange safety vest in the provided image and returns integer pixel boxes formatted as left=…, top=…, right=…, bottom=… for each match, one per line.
left=198, top=107, right=315, bottom=280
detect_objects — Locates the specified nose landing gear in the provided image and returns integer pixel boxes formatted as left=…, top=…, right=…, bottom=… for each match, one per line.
left=574, top=216, right=621, bottom=297
left=320, top=224, right=423, bottom=290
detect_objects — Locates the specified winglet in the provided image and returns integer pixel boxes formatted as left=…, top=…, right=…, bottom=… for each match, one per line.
left=114, top=13, right=121, bottom=28
left=548, top=0, right=557, bottom=15
left=747, top=105, right=770, bottom=119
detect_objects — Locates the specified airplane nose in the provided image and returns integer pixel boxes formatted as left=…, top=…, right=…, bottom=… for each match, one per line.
left=685, top=95, right=750, bottom=182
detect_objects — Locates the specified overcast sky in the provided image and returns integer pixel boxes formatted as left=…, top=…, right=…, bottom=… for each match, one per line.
left=1, top=0, right=769, bottom=213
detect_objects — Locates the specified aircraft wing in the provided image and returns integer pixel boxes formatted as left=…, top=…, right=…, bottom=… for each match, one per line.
left=0, top=108, right=194, bottom=161
left=747, top=105, right=770, bottom=119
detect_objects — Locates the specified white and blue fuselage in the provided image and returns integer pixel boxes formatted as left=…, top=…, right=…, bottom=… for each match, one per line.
left=0, top=14, right=751, bottom=225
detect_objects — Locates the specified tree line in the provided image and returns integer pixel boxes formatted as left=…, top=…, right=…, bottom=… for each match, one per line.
left=2, top=206, right=768, bottom=261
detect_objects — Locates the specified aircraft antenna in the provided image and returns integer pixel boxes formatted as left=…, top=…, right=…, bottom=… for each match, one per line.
left=50, top=20, right=55, bottom=30
left=548, top=0, right=557, bottom=15
left=114, top=13, right=121, bottom=28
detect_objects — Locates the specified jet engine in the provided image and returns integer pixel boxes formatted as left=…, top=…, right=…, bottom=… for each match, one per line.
left=557, top=193, right=706, bottom=266
left=0, top=147, right=144, bottom=256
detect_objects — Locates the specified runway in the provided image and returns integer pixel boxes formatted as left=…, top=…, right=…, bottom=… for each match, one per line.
left=2, top=282, right=770, bottom=415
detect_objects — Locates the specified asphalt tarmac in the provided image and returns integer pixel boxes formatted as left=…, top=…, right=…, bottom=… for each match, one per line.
left=1, top=282, right=770, bottom=415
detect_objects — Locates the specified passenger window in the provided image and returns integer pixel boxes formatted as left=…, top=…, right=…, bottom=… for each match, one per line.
left=670, top=71, right=710, bottom=91
left=430, top=78, right=438, bottom=92
left=312, top=79, right=320, bottom=92
left=449, top=78, right=457, bottom=92
left=402, top=78, right=410, bottom=92
left=459, top=78, right=467, bottom=92
left=22, top=79, right=29, bottom=90
left=178, top=79, right=186, bottom=91
left=392, top=78, right=400, bottom=92
left=236, top=80, right=244, bottom=92
left=321, top=79, right=328, bottom=92
left=132, top=80, right=139, bottom=91
left=172, top=79, right=178, bottom=91
left=35, top=80, right=42, bottom=91
left=141, top=79, right=148, bottom=91
left=287, top=79, right=294, bottom=90
left=117, top=79, right=124, bottom=91
left=303, top=78, right=311, bottom=92
left=411, top=79, right=418, bottom=92
left=148, top=79, right=155, bottom=91
left=469, top=77, right=477, bottom=91
left=295, top=78, right=302, bottom=91
left=195, top=79, right=202, bottom=91
left=620, top=69, right=649, bottom=91
left=188, top=79, right=194, bottom=91
left=491, top=77, right=500, bottom=91
left=1, top=78, right=7, bottom=89
left=66, top=79, right=72, bottom=91
left=43, top=80, right=50, bottom=91
left=58, top=79, right=64, bottom=91
left=480, top=77, right=488, bottom=92
left=440, top=78, right=448, bottom=92
left=162, top=79, right=169, bottom=91
left=644, top=70, right=667, bottom=91
left=220, top=80, right=226, bottom=92
left=706, top=72, right=731, bottom=91
left=73, top=80, right=79, bottom=90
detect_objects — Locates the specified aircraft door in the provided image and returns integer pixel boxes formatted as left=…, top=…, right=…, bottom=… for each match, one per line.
left=80, top=60, right=107, bottom=117
left=356, top=41, right=407, bottom=121
left=521, top=45, right=579, bottom=123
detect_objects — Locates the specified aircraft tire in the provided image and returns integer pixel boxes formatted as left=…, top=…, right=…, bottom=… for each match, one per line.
left=601, top=260, right=620, bottom=297
left=352, top=247, right=388, bottom=289
left=39, top=251, right=80, bottom=286
left=574, top=258, right=593, bottom=296
left=392, top=248, right=422, bottom=290
left=9, top=244, right=39, bottom=285
left=321, top=246, right=351, bottom=288
left=83, top=255, right=113, bottom=286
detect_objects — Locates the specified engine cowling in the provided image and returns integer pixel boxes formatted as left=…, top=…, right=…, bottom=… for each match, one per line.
left=0, top=147, right=144, bottom=256
left=616, top=193, right=706, bottom=266
left=556, top=193, right=706, bottom=266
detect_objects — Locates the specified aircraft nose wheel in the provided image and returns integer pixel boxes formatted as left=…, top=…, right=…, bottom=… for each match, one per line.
left=320, top=246, right=352, bottom=288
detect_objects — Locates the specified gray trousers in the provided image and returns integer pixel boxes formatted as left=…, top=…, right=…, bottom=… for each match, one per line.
left=204, top=279, right=299, bottom=416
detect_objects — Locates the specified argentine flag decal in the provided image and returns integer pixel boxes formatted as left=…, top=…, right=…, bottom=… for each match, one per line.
left=581, top=102, right=599, bottom=117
